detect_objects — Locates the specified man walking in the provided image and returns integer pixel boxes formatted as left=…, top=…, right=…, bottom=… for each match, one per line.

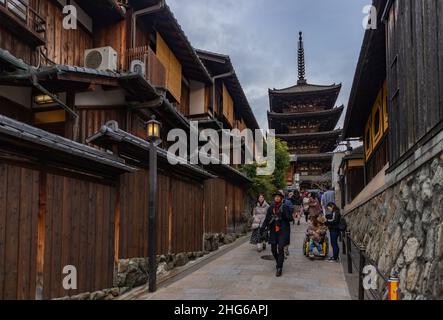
left=260, top=191, right=292, bottom=277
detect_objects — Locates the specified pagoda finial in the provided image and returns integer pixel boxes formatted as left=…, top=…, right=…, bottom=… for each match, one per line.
left=298, top=31, right=307, bottom=85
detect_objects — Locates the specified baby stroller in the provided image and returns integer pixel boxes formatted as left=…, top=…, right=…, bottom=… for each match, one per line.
left=303, top=233, right=329, bottom=258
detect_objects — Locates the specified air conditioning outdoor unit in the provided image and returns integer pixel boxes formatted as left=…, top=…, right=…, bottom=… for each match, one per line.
left=130, top=59, right=146, bottom=77
left=84, top=47, right=118, bottom=71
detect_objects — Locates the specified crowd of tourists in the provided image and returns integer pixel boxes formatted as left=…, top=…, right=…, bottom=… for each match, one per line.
left=250, top=186, right=345, bottom=277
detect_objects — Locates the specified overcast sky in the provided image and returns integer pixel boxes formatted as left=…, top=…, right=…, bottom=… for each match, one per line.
left=168, top=0, right=372, bottom=130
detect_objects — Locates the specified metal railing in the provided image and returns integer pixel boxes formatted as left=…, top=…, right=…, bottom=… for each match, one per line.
left=342, top=230, right=391, bottom=300
left=0, top=0, right=46, bottom=39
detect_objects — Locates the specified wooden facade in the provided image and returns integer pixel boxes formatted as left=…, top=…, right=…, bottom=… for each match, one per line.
left=342, top=0, right=443, bottom=204
left=0, top=0, right=258, bottom=300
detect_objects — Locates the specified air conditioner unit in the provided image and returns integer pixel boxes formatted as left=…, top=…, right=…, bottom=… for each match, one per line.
left=84, top=47, right=118, bottom=71
left=130, top=59, right=146, bottom=77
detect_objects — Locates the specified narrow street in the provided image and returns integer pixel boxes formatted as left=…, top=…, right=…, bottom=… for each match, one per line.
left=132, top=220, right=351, bottom=300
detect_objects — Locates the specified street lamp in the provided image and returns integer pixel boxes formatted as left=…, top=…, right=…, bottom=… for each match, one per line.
left=146, top=115, right=162, bottom=293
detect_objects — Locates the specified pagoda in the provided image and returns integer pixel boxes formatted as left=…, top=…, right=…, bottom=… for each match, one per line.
left=268, top=32, right=343, bottom=190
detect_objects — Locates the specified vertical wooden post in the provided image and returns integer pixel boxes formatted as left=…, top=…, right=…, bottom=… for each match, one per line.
left=168, top=176, right=173, bottom=254
left=35, top=170, right=46, bottom=300
left=114, top=179, right=120, bottom=265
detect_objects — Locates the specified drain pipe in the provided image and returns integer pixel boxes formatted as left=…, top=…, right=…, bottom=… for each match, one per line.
left=131, top=0, right=166, bottom=48
left=212, top=71, right=234, bottom=115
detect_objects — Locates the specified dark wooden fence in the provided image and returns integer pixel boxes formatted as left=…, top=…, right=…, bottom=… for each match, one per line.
left=0, top=159, right=249, bottom=299
left=0, top=161, right=118, bottom=299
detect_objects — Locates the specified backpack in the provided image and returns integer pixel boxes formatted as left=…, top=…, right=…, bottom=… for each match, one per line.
left=338, top=216, right=347, bottom=232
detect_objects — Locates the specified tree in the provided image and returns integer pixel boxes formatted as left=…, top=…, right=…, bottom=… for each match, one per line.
left=272, top=139, right=291, bottom=190
left=240, top=139, right=291, bottom=202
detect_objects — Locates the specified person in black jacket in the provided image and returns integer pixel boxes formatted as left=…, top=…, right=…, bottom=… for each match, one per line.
left=260, top=190, right=292, bottom=277
left=325, top=202, right=341, bottom=262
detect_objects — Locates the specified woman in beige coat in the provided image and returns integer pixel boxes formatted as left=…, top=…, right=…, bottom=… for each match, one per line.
left=250, top=194, right=270, bottom=252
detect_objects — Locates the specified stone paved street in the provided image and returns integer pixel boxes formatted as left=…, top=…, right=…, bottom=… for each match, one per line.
left=134, top=219, right=351, bottom=300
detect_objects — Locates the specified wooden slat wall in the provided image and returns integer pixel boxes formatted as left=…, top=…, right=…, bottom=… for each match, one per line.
left=40, top=0, right=93, bottom=66
left=203, top=178, right=247, bottom=234
left=119, top=170, right=205, bottom=258
left=0, top=23, right=38, bottom=65
left=94, top=20, right=127, bottom=71
left=0, top=163, right=39, bottom=300
left=78, top=107, right=127, bottom=144
left=387, top=0, right=443, bottom=164
left=43, top=173, right=116, bottom=299
left=203, top=179, right=227, bottom=234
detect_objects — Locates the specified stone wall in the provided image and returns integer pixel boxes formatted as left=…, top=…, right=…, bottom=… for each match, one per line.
left=345, top=153, right=443, bottom=300
left=115, top=232, right=247, bottom=290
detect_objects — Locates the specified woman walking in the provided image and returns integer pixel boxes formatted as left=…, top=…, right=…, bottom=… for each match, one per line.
left=250, top=194, right=269, bottom=252
left=260, top=190, right=292, bottom=277
left=302, top=192, right=310, bottom=222
left=308, top=193, right=322, bottom=220
left=325, top=202, right=342, bottom=262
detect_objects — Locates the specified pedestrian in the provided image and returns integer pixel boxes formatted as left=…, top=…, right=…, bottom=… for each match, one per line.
left=302, top=192, right=310, bottom=222
left=260, top=190, right=292, bottom=277
left=250, top=194, right=270, bottom=252
left=283, top=190, right=294, bottom=259
left=290, top=190, right=302, bottom=226
left=308, top=192, right=322, bottom=220
left=321, top=185, right=336, bottom=215
left=325, top=202, right=342, bottom=262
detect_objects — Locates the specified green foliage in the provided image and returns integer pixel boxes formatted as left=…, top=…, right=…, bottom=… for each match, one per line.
left=240, top=139, right=291, bottom=202
left=273, top=139, right=291, bottom=190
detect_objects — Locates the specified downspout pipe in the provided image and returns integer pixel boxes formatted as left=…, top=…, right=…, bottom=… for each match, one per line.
left=211, top=71, right=234, bottom=116
left=131, top=0, right=166, bottom=48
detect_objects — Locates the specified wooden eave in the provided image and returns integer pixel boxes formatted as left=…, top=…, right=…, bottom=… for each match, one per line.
left=0, top=115, right=134, bottom=177
left=343, top=0, right=387, bottom=139
left=139, top=4, right=212, bottom=83
left=276, top=129, right=342, bottom=141
left=196, top=49, right=260, bottom=130
left=86, top=121, right=215, bottom=181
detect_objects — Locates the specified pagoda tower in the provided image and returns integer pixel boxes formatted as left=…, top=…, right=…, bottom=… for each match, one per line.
left=268, top=32, right=343, bottom=190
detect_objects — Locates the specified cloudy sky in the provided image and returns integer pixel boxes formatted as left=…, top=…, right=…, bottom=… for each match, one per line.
left=168, top=0, right=372, bottom=130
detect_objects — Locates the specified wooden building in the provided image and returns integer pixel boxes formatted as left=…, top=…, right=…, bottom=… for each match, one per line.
left=341, top=0, right=443, bottom=299
left=0, top=0, right=258, bottom=299
left=337, top=146, right=365, bottom=209
left=268, top=32, right=343, bottom=189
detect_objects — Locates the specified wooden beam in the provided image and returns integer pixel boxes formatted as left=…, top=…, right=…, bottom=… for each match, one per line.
left=35, top=169, right=46, bottom=300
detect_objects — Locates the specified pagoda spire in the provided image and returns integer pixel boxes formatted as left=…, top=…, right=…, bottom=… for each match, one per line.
left=298, top=31, right=307, bottom=85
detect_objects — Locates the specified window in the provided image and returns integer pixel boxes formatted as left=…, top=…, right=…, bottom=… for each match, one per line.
left=383, top=80, right=389, bottom=131
left=365, top=118, right=372, bottom=160
left=372, top=90, right=383, bottom=146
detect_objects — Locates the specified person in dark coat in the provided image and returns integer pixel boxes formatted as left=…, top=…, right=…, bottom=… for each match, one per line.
left=260, top=190, right=293, bottom=277
left=325, top=202, right=341, bottom=262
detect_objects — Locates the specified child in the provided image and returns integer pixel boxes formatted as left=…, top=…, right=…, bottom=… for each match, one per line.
left=306, top=216, right=328, bottom=258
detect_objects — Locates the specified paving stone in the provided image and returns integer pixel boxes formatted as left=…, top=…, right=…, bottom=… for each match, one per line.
left=132, top=220, right=351, bottom=300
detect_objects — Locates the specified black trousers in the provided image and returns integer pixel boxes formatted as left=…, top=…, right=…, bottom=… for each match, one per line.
left=271, top=245, right=285, bottom=269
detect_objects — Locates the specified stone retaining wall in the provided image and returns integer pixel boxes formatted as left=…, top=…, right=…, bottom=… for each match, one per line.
left=345, top=153, right=443, bottom=300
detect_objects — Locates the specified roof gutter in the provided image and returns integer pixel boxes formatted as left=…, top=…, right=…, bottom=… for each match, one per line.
left=131, top=0, right=165, bottom=48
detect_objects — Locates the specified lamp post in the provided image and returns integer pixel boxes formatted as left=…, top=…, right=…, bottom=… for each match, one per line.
left=146, top=115, right=162, bottom=293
